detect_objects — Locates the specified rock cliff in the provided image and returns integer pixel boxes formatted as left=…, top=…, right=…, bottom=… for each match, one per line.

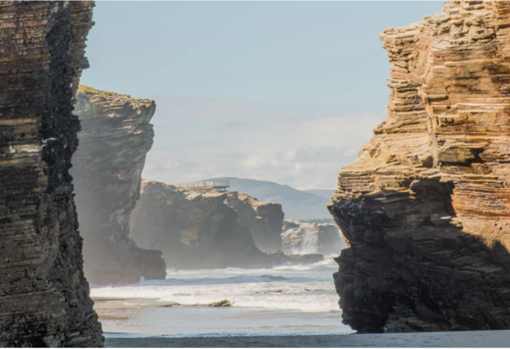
left=224, top=191, right=284, bottom=252
left=130, top=181, right=272, bottom=269
left=71, top=86, right=166, bottom=285
left=328, top=1, right=510, bottom=333
left=0, top=2, right=103, bottom=346
left=282, top=220, right=345, bottom=255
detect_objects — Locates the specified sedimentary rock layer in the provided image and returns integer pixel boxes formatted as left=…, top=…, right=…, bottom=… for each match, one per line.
left=71, top=86, right=166, bottom=285
left=0, top=2, right=103, bottom=346
left=329, top=1, right=510, bottom=333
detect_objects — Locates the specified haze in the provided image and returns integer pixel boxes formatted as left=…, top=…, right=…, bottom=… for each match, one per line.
left=80, top=1, right=443, bottom=190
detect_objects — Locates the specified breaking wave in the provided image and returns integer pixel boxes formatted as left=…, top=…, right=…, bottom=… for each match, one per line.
left=91, top=258, right=340, bottom=313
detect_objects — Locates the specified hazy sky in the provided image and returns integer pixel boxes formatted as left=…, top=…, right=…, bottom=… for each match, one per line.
left=80, top=1, right=443, bottom=190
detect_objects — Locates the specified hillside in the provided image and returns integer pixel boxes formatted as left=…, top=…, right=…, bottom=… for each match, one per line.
left=205, top=177, right=332, bottom=220
left=303, top=189, right=334, bottom=200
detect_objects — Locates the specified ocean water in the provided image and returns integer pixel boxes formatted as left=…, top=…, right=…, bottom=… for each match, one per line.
left=91, top=257, right=354, bottom=337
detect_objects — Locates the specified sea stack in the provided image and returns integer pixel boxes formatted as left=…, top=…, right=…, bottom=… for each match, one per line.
left=224, top=191, right=284, bottom=252
left=130, top=181, right=275, bottom=269
left=71, top=86, right=166, bottom=285
left=329, top=1, right=510, bottom=333
left=0, top=2, right=103, bottom=346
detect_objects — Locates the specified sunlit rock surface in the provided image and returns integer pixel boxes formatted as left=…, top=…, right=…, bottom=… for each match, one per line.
left=282, top=220, right=346, bottom=255
left=329, top=0, right=510, bottom=333
left=0, top=2, right=103, bottom=346
left=71, top=86, right=166, bottom=285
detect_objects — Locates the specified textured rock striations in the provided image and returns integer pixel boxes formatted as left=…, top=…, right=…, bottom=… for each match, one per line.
left=329, top=1, right=510, bottom=333
left=130, top=181, right=273, bottom=269
left=224, top=191, right=284, bottom=252
left=71, top=86, right=166, bottom=285
left=282, top=220, right=345, bottom=255
left=0, top=2, right=103, bottom=346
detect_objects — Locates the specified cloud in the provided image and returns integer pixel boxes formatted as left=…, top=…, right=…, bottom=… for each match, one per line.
left=142, top=95, right=384, bottom=189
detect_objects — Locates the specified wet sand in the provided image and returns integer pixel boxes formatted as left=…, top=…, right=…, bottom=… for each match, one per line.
left=93, top=297, right=351, bottom=337
left=105, top=330, right=510, bottom=347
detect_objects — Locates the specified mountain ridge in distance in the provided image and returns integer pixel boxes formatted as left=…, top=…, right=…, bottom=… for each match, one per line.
left=302, top=189, right=334, bottom=200
left=204, top=177, right=333, bottom=220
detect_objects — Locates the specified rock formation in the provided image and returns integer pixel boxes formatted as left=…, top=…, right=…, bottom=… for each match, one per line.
left=130, top=181, right=272, bottom=269
left=0, top=2, right=103, bottom=346
left=282, top=220, right=346, bottom=255
left=328, top=1, right=510, bottom=333
left=224, top=191, right=284, bottom=252
left=71, top=86, right=166, bottom=285
left=130, top=181, right=318, bottom=269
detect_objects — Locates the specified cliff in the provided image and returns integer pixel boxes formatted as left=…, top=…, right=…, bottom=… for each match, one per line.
left=328, top=1, right=510, bottom=333
left=71, top=86, right=166, bottom=285
left=130, top=181, right=272, bottom=269
left=282, top=220, right=346, bottom=255
left=0, top=2, right=103, bottom=346
left=224, top=191, right=284, bottom=251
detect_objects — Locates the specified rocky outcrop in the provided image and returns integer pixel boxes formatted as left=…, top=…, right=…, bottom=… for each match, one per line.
left=130, top=181, right=272, bottom=269
left=282, top=220, right=346, bottom=255
left=71, top=86, right=166, bottom=285
left=328, top=1, right=510, bottom=333
left=224, top=191, right=284, bottom=251
left=0, top=2, right=103, bottom=346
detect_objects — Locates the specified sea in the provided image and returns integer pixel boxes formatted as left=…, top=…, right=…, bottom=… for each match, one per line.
left=90, top=256, right=354, bottom=338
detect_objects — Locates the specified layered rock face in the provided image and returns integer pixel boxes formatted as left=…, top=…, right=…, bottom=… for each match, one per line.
left=130, top=181, right=272, bottom=269
left=0, top=2, right=103, bottom=346
left=329, top=1, right=510, bottom=333
left=71, top=86, right=166, bottom=285
left=282, top=220, right=345, bottom=255
left=224, top=191, right=284, bottom=251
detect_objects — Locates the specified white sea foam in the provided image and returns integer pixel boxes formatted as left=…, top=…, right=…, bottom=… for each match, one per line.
left=91, top=258, right=340, bottom=313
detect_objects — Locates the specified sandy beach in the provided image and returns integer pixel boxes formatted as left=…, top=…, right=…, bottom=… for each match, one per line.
left=105, top=330, right=510, bottom=347
left=94, top=264, right=510, bottom=348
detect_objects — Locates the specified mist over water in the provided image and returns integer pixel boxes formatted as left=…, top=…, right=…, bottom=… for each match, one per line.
left=291, top=231, right=320, bottom=255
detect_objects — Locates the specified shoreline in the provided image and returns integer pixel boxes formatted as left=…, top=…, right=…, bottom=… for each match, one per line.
left=105, top=329, right=510, bottom=347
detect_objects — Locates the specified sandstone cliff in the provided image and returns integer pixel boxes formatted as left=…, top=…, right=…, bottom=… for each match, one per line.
left=130, top=181, right=272, bottom=269
left=282, top=220, right=346, bottom=255
left=0, top=2, right=103, bottom=346
left=71, top=86, right=166, bottom=285
left=328, top=1, right=510, bottom=333
left=224, top=191, right=284, bottom=251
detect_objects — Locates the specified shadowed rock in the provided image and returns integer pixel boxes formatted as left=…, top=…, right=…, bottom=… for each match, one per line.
left=329, top=0, right=510, bottom=333
left=130, top=181, right=273, bottom=269
left=0, top=2, right=103, bottom=346
left=130, top=181, right=318, bottom=269
left=71, top=86, right=166, bottom=285
left=224, top=191, right=284, bottom=252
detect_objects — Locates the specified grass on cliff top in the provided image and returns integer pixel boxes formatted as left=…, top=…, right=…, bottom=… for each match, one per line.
left=78, top=85, right=116, bottom=96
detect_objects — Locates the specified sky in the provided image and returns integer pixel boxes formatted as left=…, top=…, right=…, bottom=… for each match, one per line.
left=80, top=1, right=444, bottom=190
